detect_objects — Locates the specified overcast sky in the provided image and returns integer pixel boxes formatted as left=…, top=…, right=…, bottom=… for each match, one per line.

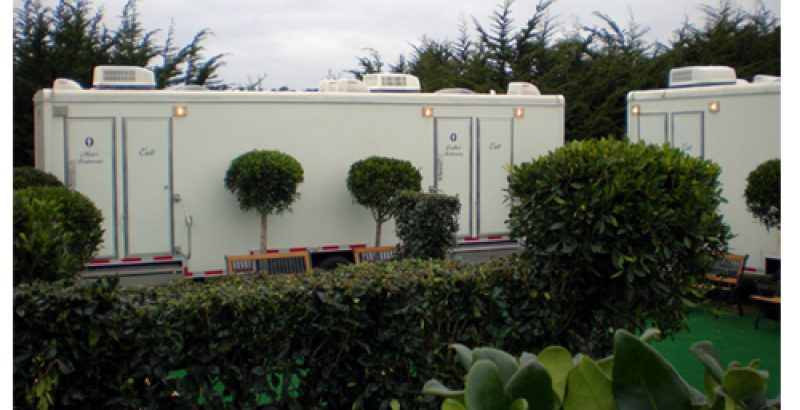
left=11, top=0, right=783, bottom=90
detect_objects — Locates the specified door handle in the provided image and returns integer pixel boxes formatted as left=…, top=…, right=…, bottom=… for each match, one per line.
left=67, top=161, right=76, bottom=188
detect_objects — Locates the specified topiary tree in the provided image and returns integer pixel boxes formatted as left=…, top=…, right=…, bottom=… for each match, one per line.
left=745, top=158, right=780, bottom=230
left=508, top=137, right=733, bottom=354
left=346, top=156, right=422, bottom=246
left=224, top=150, right=304, bottom=253
left=13, top=167, right=64, bottom=190
left=14, top=187, right=104, bottom=285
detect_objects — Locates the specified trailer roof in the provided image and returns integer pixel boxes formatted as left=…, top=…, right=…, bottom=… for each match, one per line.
left=34, top=88, right=565, bottom=107
left=627, top=81, right=780, bottom=103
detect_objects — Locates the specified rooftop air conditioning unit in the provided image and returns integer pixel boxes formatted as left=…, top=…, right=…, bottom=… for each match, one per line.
left=668, top=66, right=737, bottom=88
left=53, top=78, right=83, bottom=91
left=92, top=66, right=155, bottom=90
left=753, top=74, right=780, bottom=83
left=434, top=88, right=475, bottom=95
left=335, top=79, right=368, bottom=93
left=507, top=82, right=541, bottom=95
left=318, top=80, right=339, bottom=92
left=364, top=73, right=421, bottom=93
left=166, top=84, right=208, bottom=91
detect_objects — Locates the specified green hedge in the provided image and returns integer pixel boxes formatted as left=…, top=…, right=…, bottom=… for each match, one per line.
left=13, top=187, right=104, bottom=286
left=16, top=257, right=643, bottom=409
left=13, top=167, right=64, bottom=190
left=394, top=191, right=460, bottom=260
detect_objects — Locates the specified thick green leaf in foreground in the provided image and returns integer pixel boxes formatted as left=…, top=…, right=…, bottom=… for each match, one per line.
left=612, top=330, right=693, bottom=410
left=721, top=368, right=767, bottom=403
left=690, top=342, right=726, bottom=383
left=473, top=347, right=520, bottom=388
left=510, top=398, right=529, bottom=410
left=466, top=360, right=507, bottom=410
left=505, top=360, right=555, bottom=410
left=564, top=356, right=618, bottom=410
left=423, top=379, right=466, bottom=408
left=450, top=344, right=474, bottom=371
left=537, top=346, right=574, bottom=403
left=443, top=399, right=468, bottom=410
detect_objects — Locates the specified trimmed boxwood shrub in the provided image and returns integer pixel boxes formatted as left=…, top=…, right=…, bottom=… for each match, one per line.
left=14, top=187, right=104, bottom=285
left=13, top=166, right=64, bottom=190
left=508, top=138, right=732, bottom=354
left=347, top=156, right=423, bottom=246
left=745, top=158, right=780, bottom=230
left=393, top=190, right=460, bottom=260
left=224, top=149, right=304, bottom=252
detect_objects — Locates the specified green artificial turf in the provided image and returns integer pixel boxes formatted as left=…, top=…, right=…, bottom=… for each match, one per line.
left=652, top=305, right=781, bottom=398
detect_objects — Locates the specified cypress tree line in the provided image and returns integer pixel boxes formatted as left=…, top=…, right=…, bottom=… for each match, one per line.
left=370, top=0, right=779, bottom=142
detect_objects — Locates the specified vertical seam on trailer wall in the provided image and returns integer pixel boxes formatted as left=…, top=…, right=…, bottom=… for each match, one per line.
left=670, top=111, right=705, bottom=159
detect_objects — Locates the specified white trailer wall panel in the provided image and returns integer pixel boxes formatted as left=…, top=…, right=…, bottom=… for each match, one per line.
left=35, top=88, right=564, bottom=275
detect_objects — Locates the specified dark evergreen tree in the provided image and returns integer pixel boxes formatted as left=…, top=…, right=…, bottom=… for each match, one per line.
left=375, top=0, right=779, bottom=144
left=13, top=0, right=227, bottom=167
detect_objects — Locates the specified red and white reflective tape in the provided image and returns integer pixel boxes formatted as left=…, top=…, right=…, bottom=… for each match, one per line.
left=89, top=255, right=178, bottom=265
left=183, top=268, right=225, bottom=279
left=248, top=243, right=369, bottom=255
left=457, top=235, right=511, bottom=244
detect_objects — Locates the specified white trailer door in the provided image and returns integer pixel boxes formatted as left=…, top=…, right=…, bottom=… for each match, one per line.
left=65, top=118, right=117, bottom=259
left=477, top=118, right=512, bottom=236
left=636, top=113, right=668, bottom=146
left=672, top=112, right=704, bottom=158
left=435, top=117, right=473, bottom=237
left=123, top=118, right=174, bottom=256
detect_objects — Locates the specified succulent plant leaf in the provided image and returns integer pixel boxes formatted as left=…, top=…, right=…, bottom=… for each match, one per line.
left=596, top=356, right=614, bottom=378
left=423, top=379, right=465, bottom=398
left=504, top=360, right=555, bottom=410
left=450, top=344, right=474, bottom=371
left=690, top=342, right=725, bottom=384
left=466, top=360, right=507, bottom=410
left=520, top=352, right=536, bottom=367
left=721, top=368, right=767, bottom=403
left=563, top=355, right=618, bottom=410
left=509, top=398, right=529, bottom=410
left=639, top=328, right=661, bottom=344
left=473, top=348, right=520, bottom=388
left=442, top=399, right=468, bottom=410
left=537, top=346, right=574, bottom=403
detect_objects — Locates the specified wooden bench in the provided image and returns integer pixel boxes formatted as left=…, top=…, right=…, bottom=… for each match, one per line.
left=750, top=272, right=780, bottom=329
left=225, top=251, right=310, bottom=276
left=354, top=246, right=398, bottom=264
left=705, top=254, right=749, bottom=317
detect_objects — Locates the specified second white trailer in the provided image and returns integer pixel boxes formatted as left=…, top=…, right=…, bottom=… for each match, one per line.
left=627, top=66, right=781, bottom=273
left=34, top=67, right=565, bottom=279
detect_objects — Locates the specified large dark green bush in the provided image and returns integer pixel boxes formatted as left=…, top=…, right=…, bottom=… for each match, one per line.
left=508, top=138, right=732, bottom=354
left=224, top=150, right=304, bottom=252
left=347, top=156, right=423, bottom=246
left=14, top=187, right=104, bottom=285
left=394, top=191, right=460, bottom=260
left=13, top=166, right=64, bottom=190
left=745, top=158, right=780, bottom=230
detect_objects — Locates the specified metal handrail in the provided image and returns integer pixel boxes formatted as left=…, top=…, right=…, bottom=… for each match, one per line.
left=174, top=194, right=192, bottom=260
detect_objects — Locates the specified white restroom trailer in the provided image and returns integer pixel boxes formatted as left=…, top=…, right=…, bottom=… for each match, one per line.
left=34, top=67, right=565, bottom=280
left=627, top=66, right=781, bottom=273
